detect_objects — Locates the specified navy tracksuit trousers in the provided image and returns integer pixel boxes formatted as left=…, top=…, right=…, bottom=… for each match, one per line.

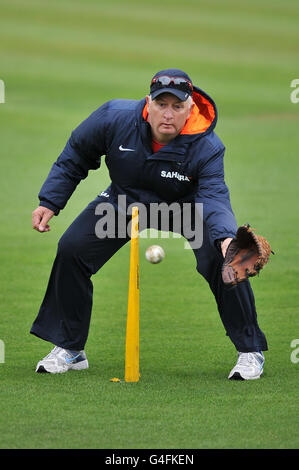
left=30, top=196, right=268, bottom=353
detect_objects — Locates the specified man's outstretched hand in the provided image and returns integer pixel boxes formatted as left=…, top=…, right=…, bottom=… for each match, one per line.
left=32, top=206, right=55, bottom=233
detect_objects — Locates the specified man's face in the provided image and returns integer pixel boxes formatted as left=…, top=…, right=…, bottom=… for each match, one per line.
left=147, top=93, right=192, bottom=144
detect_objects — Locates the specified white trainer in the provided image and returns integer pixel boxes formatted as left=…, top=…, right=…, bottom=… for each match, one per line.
left=35, top=346, right=89, bottom=374
left=228, top=351, right=264, bottom=380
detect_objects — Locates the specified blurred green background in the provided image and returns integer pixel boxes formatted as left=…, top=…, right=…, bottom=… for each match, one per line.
left=0, top=0, right=298, bottom=450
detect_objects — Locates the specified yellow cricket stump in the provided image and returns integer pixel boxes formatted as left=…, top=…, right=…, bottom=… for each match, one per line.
left=125, top=206, right=140, bottom=383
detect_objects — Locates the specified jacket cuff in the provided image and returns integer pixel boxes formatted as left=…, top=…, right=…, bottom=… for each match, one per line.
left=211, top=231, right=236, bottom=243
left=39, top=200, right=60, bottom=216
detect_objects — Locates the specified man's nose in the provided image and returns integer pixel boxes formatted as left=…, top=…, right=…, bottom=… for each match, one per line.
left=163, top=107, right=174, bottom=119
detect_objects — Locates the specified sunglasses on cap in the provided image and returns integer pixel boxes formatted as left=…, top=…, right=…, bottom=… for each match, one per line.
left=150, top=76, right=193, bottom=94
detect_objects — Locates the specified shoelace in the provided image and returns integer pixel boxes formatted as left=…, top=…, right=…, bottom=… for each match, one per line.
left=44, top=346, right=63, bottom=360
left=237, top=352, right=260, bottom=366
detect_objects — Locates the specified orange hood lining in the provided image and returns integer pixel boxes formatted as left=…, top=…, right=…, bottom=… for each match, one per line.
left=142, top=91, right=215, bottom=136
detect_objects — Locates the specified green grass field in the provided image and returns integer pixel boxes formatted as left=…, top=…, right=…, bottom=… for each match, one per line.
left=0, top=0, right=299, bottom=450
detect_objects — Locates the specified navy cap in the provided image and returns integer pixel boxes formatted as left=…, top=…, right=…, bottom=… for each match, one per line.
left=150, top=68, right=193, bottom=101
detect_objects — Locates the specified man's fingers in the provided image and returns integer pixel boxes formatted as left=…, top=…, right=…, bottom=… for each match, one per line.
left=32, top=212, right=42, bottom=230
left=38, top=211, right=53, bottom=232
left=38, top=222, right=51, bottom=232
left=32, top=207, right=55, bottom=232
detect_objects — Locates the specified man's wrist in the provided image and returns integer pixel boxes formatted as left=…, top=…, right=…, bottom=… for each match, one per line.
left=39, top=201, right=60, bottom=216
left=220, top=238, right=233, bottom=257
left=215, top=238, right=226, bottom=252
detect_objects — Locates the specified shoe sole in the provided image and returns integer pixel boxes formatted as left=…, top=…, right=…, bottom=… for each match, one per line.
left=36, top=359, right=89, bottom=374
left=229, top=370, right=263, bottom=380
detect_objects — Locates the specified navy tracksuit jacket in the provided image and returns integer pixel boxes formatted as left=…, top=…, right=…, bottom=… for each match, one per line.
left=30, top=86, right=268, bottom=353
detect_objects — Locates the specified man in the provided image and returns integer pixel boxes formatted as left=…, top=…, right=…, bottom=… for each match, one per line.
left=31, top=68, right=267, bottom=380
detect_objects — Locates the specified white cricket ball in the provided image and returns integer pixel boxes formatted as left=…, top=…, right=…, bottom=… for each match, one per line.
left=145, top=245, right=165, bottom=264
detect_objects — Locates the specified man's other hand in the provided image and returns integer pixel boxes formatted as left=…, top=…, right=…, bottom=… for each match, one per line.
left=32, top=206, right=55, bottom=233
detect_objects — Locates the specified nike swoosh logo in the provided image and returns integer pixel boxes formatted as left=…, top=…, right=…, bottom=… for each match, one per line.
left=65, top=353, right=81, bottom=364
left=119, top=145, right=135, bottom=152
